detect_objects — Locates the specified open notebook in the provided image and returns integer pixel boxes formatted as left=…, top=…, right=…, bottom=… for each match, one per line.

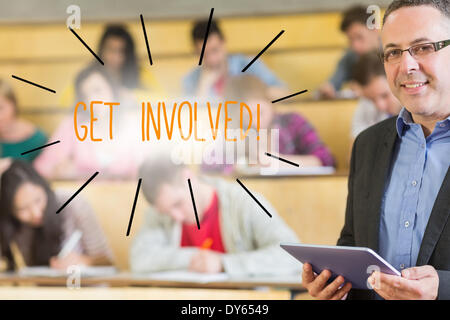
left=142, top=270, right=229, bottom=283
left=18, top=266, right=118, bottom=278
left=237, top=165, right=335, bottom=176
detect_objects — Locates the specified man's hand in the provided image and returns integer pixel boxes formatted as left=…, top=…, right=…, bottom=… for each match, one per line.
left=318, top=83, right=336, bottom=99
left=189, top=250, right=224, bottom=274
left=368, top=265, right=439, bottom=300
left=302, top=263, right=352, bottom=300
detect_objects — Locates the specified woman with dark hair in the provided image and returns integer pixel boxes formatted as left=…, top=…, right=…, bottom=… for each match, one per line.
left=97, top=24, right=140, bottom=90
left=0, top=79, right=47, bottom=162
left=0, top=160, right=113, bottom=270
left=59, top=24, right=164, bottom=109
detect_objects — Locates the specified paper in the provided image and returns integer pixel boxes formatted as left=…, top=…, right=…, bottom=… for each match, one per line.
left=144, top=270, right=229, bottom=283
left=260, top=166, right=335, bottom=176
left=18, top=266, right=117, bottom=278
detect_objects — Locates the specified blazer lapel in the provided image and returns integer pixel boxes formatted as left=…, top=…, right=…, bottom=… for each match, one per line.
left=416, top=166, right=450, bottom=266
left=367, top=122, right=398, bottom=252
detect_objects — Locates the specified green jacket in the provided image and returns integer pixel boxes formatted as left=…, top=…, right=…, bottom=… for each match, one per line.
left=130, top=177, right=300, bottom=276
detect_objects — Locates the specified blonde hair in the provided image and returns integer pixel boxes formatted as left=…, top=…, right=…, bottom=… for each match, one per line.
left=0, top=79, right=17, bottom=114
left=224, top=74, right=270, bottom=102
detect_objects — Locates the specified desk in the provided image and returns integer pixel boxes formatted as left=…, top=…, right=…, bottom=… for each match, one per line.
left=0, top=286, right=292, bottom=300
left=0, top=272, right=303, bottom=290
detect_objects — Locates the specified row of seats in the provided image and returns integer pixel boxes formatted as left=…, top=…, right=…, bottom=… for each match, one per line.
left=52, top=175, right=348, bottom=270
left=0, top=12, right=348, bottom=109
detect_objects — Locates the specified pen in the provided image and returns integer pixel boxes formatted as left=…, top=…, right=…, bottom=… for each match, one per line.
left=201, top=238, right=213, bottom=250
left=58, top=230, right=82, bottom=259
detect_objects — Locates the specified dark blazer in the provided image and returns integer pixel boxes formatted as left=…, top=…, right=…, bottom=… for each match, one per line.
left=337, top=116, right=450, bottom=300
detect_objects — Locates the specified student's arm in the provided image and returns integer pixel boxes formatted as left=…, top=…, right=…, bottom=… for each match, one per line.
left=129, top=207, right=197, bottom=273
left=33, top=119, right=74, bottom=179
left=244, top=56, right=289, bottom=100
left=221, top=193, right=300, bottom=277
left=327, top=50, right=356, bottom=92
left=50, top=194, right=114, bottom=269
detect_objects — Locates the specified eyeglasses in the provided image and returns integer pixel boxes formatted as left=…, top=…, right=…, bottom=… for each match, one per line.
left=381, top=39, right=450, bottom=64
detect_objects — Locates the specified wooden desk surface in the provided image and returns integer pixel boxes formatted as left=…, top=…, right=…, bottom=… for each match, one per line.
left=0, top=272, right=304, bottom=291
left=0, top=286, right=292, bottom=300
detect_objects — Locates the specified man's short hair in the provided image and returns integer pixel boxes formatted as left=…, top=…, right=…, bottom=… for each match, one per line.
left=352, top=51, right=386, bottom=86
left=139, top=156, right=185, bottom=204
left=383, top=0, right=450, bottom=25
left=340, top=6, right=372, bottom=32
left=191, top=19, right=224, bottom=43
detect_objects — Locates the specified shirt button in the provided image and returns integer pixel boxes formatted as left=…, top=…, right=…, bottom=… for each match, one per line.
left=400, top=264, right=405, bottom=269
left=404, top=221, right=410, bottom=228
left=439, top=123, right=446, bottom=128
left=411, top=180, right=417, bottom=186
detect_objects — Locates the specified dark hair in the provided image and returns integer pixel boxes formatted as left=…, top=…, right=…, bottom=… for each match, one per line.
left=192, top=19, right=224, bottom=43
left=74, top=63, right=119, bottom=103
left=352, top=51, right=386, bottom=86
left=72, top=63, right=120, bottom=122
left=0, top=160, right=63, bottom=269
left=139, top=157, right=185, bottom=204
left=383, top=0, right=450, bottom=25
left=340, top=6, right=371, bottom=32
left=97, top=24, right=140, bottom=89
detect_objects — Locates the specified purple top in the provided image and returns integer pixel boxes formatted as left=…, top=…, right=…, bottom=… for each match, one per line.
left=202, top=112, right=335, bottom=173
left=272, top=113, right=335, bottom=167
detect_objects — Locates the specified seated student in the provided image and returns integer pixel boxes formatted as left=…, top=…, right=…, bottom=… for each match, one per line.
left=130, top=156, right=300, bottom=276
left=59, top=24, right=165, bottom=108
left=0, top=160, right=113, bottom=270
left=34, top=64, right=141, bottom=180
left=351, top=51, right=402, bottom=138
left=202, top=75, right=335, bottom=174
left=0, top=79, right=47, bottom=162
left=183, top=19, right=288, bottom=100
left=318, top=6, right=381, bottom=99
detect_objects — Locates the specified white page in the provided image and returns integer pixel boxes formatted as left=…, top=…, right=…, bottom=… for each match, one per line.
left=144, top=270, right=229, bottom=283
left=18, top=266, right=117, bottom=278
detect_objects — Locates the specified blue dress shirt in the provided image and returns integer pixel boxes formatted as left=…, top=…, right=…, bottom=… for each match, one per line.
left=379, top=107, right=450, bottom=271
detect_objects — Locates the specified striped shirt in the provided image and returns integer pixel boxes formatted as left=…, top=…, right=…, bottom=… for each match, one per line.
left=56, top=190, right=114, bottom=262
left=201, top=112, right=335, bottom=173
left=13, top=190, right=114, bottom=266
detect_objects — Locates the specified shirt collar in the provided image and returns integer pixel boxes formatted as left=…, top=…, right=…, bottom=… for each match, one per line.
left=396, top=107, right=414, bottom=137
left=396, top=107, right=450, bottom=138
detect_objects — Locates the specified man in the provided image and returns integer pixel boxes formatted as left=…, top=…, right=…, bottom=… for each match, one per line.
left=304, top=0, right=450, bottom=300
left=183, top=19, right=287, bottom=100
left=130, top=156, right=299, bottom=276
left=351, top=51, right=402, bottom=138
left=318, top=6, right=381, bottom=99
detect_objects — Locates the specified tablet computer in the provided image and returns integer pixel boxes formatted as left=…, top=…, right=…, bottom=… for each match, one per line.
left=280, top=243, right=401, bottom=290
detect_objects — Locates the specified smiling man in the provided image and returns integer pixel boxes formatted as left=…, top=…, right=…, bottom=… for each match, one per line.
left=302, top=0, right=450, bottom=300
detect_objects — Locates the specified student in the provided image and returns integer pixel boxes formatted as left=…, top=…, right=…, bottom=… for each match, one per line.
left=59, top=24, right=164, bottom=108
left=0, top=160, right=113, bottom=270
left=34, top=64, right=141, bottom=180
left=318, top=6, right=381, bottom=99
left=351, top=51, right=402, bottom=138
left=183, top=19, right=287, bottom=100
left=202, top=75, right=335, bottom=174
left=130, top=156, right=300, bottom=276
left=0, top=79, right=47, bottom=162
